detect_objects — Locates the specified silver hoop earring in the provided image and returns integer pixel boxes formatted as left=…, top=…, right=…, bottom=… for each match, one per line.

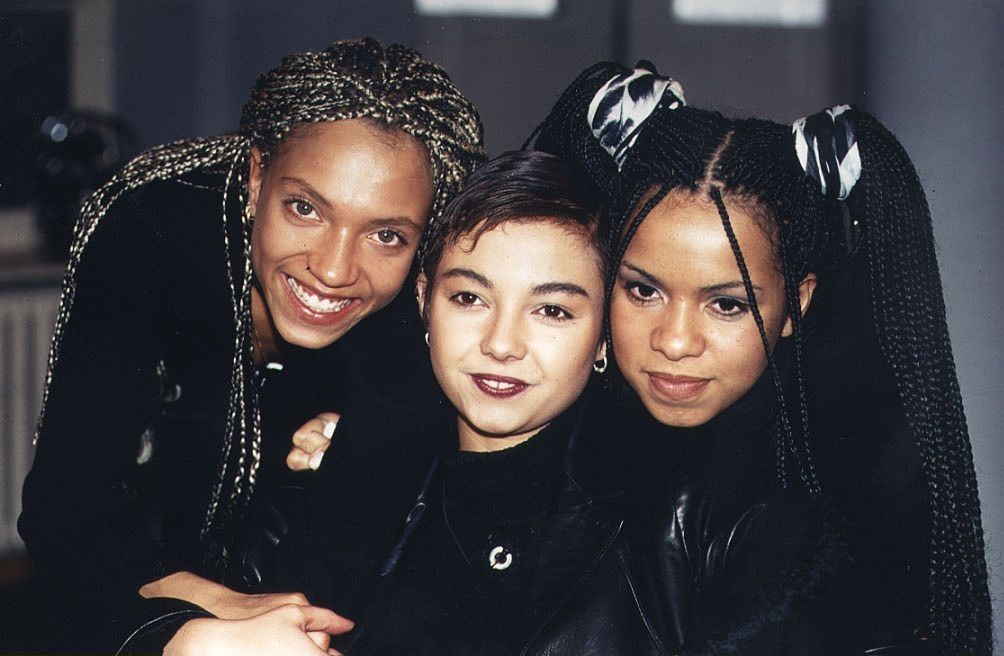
left=424, top=332, right=430, bottom=347
left=593, top=355, right=608, bottom=374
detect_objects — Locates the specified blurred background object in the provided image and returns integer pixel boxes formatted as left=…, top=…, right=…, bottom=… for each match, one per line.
left=33, top=111, right=135, bottom=258
left=0, top=0, right=1000, bottom=650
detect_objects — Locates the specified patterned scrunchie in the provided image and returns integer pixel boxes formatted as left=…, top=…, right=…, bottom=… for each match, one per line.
left=587, top=60, right=685, bottom=170
left=792, top=104, right=861, bottom=200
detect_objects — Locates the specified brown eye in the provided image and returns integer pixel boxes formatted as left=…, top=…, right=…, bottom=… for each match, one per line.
left=294, top=200, right=314, bottom=216
left=368, top=228, right=408, bottom=248
left=538, top=304, right=572, bottom=321
left=625, top=281, right=660, bottom=303
left=376, top=229, right=401, bottom=245
left=451, top=292, right=481, bottom=306
left=710, top=297, right=750, bottom=317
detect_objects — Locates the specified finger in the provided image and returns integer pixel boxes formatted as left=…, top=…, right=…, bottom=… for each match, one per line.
left=308, top=450, right=325, bottom=471
left=292, top=428, right=324, bottom=449
left=282, top=592, right=310, bottom=607
left=286, top=447, right=312, bottom=472
left=293, top=431, right=332, bottom=453
left=306, top=630, right=331, bottom=651
left=299, top=606, right=354, bottom=635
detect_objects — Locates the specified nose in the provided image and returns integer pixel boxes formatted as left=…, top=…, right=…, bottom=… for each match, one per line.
left=307, top=226, right=359, bottom=289
left=480, top=308, right=527, bottom=362
left=650, top=305, right=705, bottom=361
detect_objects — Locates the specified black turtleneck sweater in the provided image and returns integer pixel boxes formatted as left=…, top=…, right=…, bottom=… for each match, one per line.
left=333, top=411, right=575, bottom=656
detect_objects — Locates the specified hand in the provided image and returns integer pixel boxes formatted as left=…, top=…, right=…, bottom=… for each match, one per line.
left=165, top=604, right=354, bottom=656
left=287, top=412, right=340, bottom=471
left=140, top=571, right=312, bottom=620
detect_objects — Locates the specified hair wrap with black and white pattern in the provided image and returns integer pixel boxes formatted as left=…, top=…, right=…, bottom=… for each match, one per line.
left=586, top=60, right=685, bottom=170
left=792, top=104, right=861, bottom=200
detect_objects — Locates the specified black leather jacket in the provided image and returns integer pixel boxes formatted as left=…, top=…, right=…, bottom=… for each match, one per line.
left=333, top=393, right=857, bottom=656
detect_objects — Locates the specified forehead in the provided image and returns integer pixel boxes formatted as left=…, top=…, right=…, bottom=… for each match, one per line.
left=441, top=221, right=603, bottom=287
left=264, top=118, right=434, bottom=218
left=273, top=119, right=430, bottom=174
left=627, top=193, right=776, bottom=275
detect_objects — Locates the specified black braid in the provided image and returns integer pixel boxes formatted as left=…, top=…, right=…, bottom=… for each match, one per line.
left=709, top=184, right=797, bottom=492
left=851, top=112, right=991, bottom=654
left=529, top=61, right=630, bottom=205
left=772, top=206, right=820, bottom=495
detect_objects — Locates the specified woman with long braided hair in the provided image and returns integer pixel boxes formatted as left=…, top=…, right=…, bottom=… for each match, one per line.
left=530, top=62, right=992, bottom=654
left=18, top=37, right=484, bottom=651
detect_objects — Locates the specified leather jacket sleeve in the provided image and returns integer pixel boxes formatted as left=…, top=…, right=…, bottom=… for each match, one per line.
left=259, top=347, right=453, bottom=613
left=646, top=477, right=927, bottom=655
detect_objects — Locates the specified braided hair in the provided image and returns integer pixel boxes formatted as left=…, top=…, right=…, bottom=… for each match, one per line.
left=531, top=62, right=992, bottom=654
left=35, top=37, right=485, bottom=547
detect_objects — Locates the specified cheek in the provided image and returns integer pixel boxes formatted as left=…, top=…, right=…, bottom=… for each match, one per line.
left=427, top=306, right=473, bottom=371
left=716, top=326, right=768, bottom=389
left=251, top=214, right=300, bottom=269
left=362, top=249, right=418, bottom=300
left=548, top=323, right=604, bottom=387
left=610, top=298, right=649, bottom=366
left=250, top=221, right=270, bottom=276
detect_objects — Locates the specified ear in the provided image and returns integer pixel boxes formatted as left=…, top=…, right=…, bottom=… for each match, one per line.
left=781, top=272, right=818, bottom=337
left=594, top=338, right=607, bottom=363
left=415, top=272, right=429, bottom=320
left=247, top=146, right=264, bottom=210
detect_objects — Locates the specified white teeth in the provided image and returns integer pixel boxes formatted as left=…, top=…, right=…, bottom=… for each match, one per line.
left=483, top=378, right=517, bottom=390
left=286, top=276, right=352, bottom=314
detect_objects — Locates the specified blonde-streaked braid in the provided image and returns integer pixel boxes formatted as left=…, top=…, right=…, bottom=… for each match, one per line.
left=34, top=37, right=485, bottom=550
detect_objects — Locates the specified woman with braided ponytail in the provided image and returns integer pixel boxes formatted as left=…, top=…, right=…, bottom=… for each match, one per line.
left=531, top=62, right=992, bottom=654
left=18, top=37, right=484, bottom=652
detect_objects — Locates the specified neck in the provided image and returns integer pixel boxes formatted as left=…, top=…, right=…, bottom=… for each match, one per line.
left=456, top=417, right=548, bottom=453
left=250, top=286, right=280, bottom=365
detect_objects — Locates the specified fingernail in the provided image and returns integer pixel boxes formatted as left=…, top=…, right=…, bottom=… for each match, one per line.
left=322, top=420, right=337, bottom=439
left=309, top=451, right=325, bottom=470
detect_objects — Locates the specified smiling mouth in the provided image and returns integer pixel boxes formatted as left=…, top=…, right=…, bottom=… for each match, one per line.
left=647, top=372, right=710, bottom=402
left=285, top=275, right=356, bottom=315
left=471, top=374, right=530, bottom=399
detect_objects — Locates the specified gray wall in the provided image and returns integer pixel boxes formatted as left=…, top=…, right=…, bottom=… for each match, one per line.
left=110, top=1, right=866, bottom=152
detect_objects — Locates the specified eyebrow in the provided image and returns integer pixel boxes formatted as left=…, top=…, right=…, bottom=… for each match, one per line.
left=364, top=216, right=424, bottom=232
left=440, top=268, right=492, bottom=289
left=281, top=176, right=333, bottom=212
left=620, top=260, right=763, bottom=295
left=620, top=261, right=665, bottom=288
left=531, top=282, right=590, bottom=298
left=280, top=176, right=423, bottom=232
left=439, top=270, right=590, bottom=298
left=698, top=281, right=763, bottom=295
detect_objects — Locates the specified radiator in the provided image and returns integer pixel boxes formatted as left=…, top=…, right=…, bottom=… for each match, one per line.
left=0, top=270, right=62, bottom=555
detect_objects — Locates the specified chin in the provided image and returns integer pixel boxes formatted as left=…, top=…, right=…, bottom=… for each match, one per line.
left=276, top=321, right=352, bottom=351
left=643, top=399, right=715, bottom=429
left=468, top=418, right=523, bottom=438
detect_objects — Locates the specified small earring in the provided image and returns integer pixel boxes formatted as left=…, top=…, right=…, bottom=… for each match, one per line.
left=593, top=355, right=608, bottom=374
left=424, top=332, right=430, bottom=347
